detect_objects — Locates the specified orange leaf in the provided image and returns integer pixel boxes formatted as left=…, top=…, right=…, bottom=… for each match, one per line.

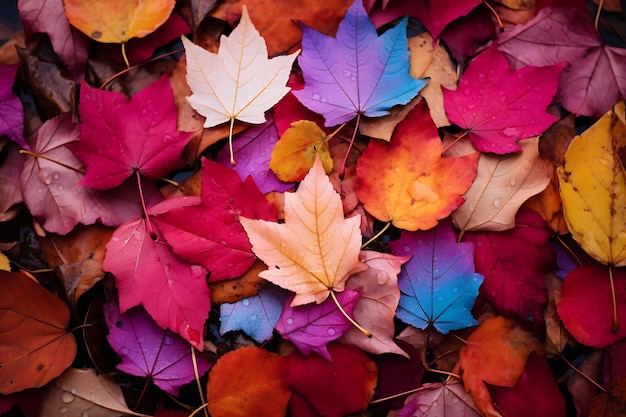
left=240, top=155, right=367, bottom=306
left=459, top=316, right=544, bottom=417
left=64, top=0, right=175, bottom=43
left=356, top=101, right=478, bottom=231
left=589, top=376, right=626, bottom=417
left=0, top=271, right=77, bottom=394
left=207, top=346, right=291, bottom=417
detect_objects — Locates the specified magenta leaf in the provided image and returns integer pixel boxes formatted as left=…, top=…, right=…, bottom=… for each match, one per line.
left=18, top=0, right=89, bottom=80
left=498, top=4, right=626, bottom=118
left=389, top=220, right=483, bottom=333
left=411, top=0, right=482, bottom=41
left=0, top=64, right=26, bottom=149
left=293, top=0, right=426, bottom=127
left=215, top=118, right=294, bottom=194
left=104, top=299, right=212, bottom=396
left=220, top=285, right=287, bottom=343
left=104, top=197, right=210, bottom=349
left=443, top=44, right=564, bottom=154
left=276, top=289, right=359, bottom=360
left=72, top=75, right=192, bottom=190
left=156, top=158, right=278, bottom=281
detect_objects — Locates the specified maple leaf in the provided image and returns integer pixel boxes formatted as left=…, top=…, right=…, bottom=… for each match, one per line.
left=0, top=63, right=26, bottom=149
left=103, top=197, right=210, bottom=349
left=0, top=271, right=77, bottom=394
left=396, top=380, right=481, bottom=417
left=0, top=145, right=24, bottom=221
left=388, top=220, right=483, bottom=333
left=182, top=7, right=299, bottom=162
left=356, top=101, right=478, bottom=231
left=410, top=0, right=482, bottom=41
left=498, top=4, right=626, bottom=118
left=72, top=75, right=192, bottom=190
left=449, top=137, right=550, bottom=234
left=240, top=155, right=367, bottom=306
left=104, top=300, right=211, bottom=396
left=293, top=0, right=426, bottom=128
left=64, top=0, right=175, bottom=43
left=558, top=101, right=626, bottom=266
left=443, top=44, right=564, bottom=154
left=276, top=289, right=360, bottom=360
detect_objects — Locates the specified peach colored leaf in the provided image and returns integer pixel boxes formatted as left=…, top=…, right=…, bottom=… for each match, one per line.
left=356, top=101, right=478, bottom=231
left=394, top=380, right=481, bottom=417
left=39, top=368, right=149, bottom=417
left=450, top=137, right=550, bottom=234
left=240, top=155, right=367, bottom=306
left=182, top=7, right=299, bottom=129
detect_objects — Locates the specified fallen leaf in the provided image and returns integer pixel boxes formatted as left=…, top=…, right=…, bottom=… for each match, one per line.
left=450, top=137, right=550, bottom=234
left=489, top=353, right=567, bottom=417
left=459, top=316, right=544, bottom=417
left=410, top=0, right=482, bottom=41
left=207, top=346, right=290, bottom=417
left=498, top=4, right=626, bottom=118
left=0, top=145, right=24, bottom=221
left=557, top=264, right=626, bottom=348
left=240, top=155, right=367, bottom=306
left=439, top=5, right=496, bottom=65
left=38, top=368, right=149, bottom=417
left=589, top=377, right=626, bottom=417
left=388, top=220, right=483, bottom=333
left=72, top=75, right=192, bottom=190
left=286, top=343, right=377, bottom=417
left=182, top=7, right=298, bottom=133
left=544, top=273, right=571, bottom=357
left=0, top=63, right=25, bottom=149
left=276, top=289, right=359, bottom=360
left=64, top=0, right=175, bottom=43
left=270, top=120, right=332, bottom=182
left=443, top=44, right=564, bottom=154
left=557, top=101, right=626, bottom=266
left=0, top=271, right=77, bottom=394
left=357, top=101, right=478, bottom=231
left=293, top=0, right=426, bottom=127
left=220, top=285, right=287, bottom=343
left=394, top=380, right=481, bottom=417
left=104, top=300, right=212, bottom=396
left=104, top=197, right=210, bottom=349
left=209, top=260, right=267, bottom=304
left=339, top=251, right=410, bottom=356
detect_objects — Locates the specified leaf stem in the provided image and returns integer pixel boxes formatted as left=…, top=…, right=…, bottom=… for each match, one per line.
left=442, top=130, right=469, bottom=154
left=325, top=122, right=347, bottom=142
left=560, top=353, right=607, bottom=393
left=99, top=49, right=183, bottom=89
left=339, top=112, right=361, bottom=179
left=361, top=222, right=391, bottom=249
left=136, top=170, right=156, bottom=240
left=609, top=264, right=618, bottom=333
left=121, top=42, right=130, bottom=68
left=159, top=177, right=180, bottom=187
left=483, top=0, right=504, bottom=33
left=450, top=332, right=468, bottom=344
left=556, top=235, right=583, bottom=267
left=188, top=403, right=210, bottom=417
left=228, top=117, right=236, bottom=165
left=595, top=0, right=604, bottom=31
left=330, top=290, right=372, bottom=338
left=191, top=345, right=210, bottom=417
left=18, top=150, right=85, bottom=174
left=425, top=367, right=461, bottom=380
left=369, top=385, right=430, bottom=404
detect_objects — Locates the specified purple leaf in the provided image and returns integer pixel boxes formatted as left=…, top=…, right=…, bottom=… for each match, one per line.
left=0, top=64, right=26, bottom=149
left=219, top=285, right=287, bottom=343
left=215, top=117, right=294, bottom=194
left=293, top=0, right=426, bottom=127
left=389, top=220, right=483, bottom=333
left=104, top=299, right=212, bottom=396
left=276, top=289, right=360, bottom=360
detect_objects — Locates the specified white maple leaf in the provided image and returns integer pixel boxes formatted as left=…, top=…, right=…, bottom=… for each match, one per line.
left=182, top=6, right=299, bottom=163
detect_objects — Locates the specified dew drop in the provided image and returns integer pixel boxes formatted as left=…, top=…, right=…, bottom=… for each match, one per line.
left=491, top=290, right=497, bottom=297
left=466, top=102, right=476, bottom=110
left=327, top=327, right=336, bottom=336
left=463, top=87, right=471, bottom=96
left=510, top=178, right=516, bottom=186
left=320, top=97, right=327, bottom=103
left=219, top=239, right=227, bottom=245
left=141, top=109, right=148, bottom=116
left=280, top=241, right=287, bottom=247
left=70, top=387, right=77, bottom=394
left=242, top=299, right=250, bottom=306
left=403, top=245, right=411, bottom=253
left=432, top=401, right=438, bottom=407
left=342, top=69, right=351, bottom=77
left=162, top=134, right=173, bottom=143
left=81, top=411, right=90, bottom=417
left=312, top=93, right=321, bottom=100
left=452, top=287, right=459, bottom=293
left=600, top=157, right=610, bottom=165
left=476, top=240, right=483, bottom=247
left=104, top=141, right=111, bottom=148
left=250, top=314, right=258, bottom=321
left=59, top=406, right=68, bottom=414
left=478, top=73, right=486, bottom=83
left=61, top=392, right=75, bottom=404
left=163, top=336, right=174, bottom=346
left=376, top=272, right=387, bottom=285
left=57, top=185, right=63, bottom=191
left=433, top=269, right=440, bottom=277
left=137, top=337, right=145, bottom=343
left=350, top=76, right=356, bottom=82
left=437, top=296, right=443, bottom=302
left=286, top=317, right=294, bottom=325
left=298, top=251, right=305, bottom=258
left=493, top=198, right=502, bottom=208
left=52, top=172, right=61, bottom=180
left=452, top=397, right=459, bottom=404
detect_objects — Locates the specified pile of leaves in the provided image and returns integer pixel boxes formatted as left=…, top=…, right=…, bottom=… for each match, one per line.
left=1, top=0, right=626, bottom=416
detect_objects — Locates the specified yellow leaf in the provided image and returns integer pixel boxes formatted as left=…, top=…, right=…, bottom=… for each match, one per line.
left=240, top=155, right=367, bottom=306
left=557, top=101, right=626, bottom=266
left=0, top=253, right=9, bottom=271
left=270, top=121, right=332, bottom=182
left=64, top=0, right=175, bottom=43
left=182, top=7, right=299, bottom=129
left=450, top=137, right=550, bottom=234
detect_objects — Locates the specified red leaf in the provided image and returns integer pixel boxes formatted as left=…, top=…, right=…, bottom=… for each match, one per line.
left=286, top=343, right=378, bottom=417
left=464, top=209, right=556, bottom=327
left=73, top=75, right=192, bottom=190
left=103, top=197, right=210, bottom=349
left=443, top=44, right=564, bottom=154
left=410, top=0, right=481, bottom=41
left=558, top=264, right=626, bottom=348
left=156, top=158, right=278, bottom=281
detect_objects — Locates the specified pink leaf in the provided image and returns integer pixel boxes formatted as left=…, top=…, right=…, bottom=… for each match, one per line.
left=0, top=64, right=26, bottom=149
left=443, top=44, right=564, bottom=154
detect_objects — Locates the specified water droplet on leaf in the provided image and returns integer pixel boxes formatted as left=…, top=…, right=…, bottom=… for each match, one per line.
left=61, top=392, right=75, bottom=403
